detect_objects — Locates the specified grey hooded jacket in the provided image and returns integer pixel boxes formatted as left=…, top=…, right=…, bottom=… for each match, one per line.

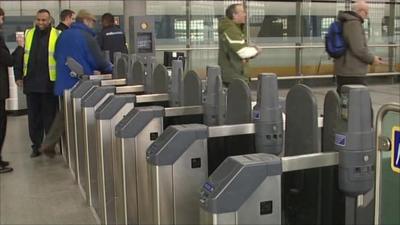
left=334, top=11, right=374, bottom=77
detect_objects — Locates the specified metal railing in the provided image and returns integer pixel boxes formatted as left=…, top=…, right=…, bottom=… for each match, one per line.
left=155, top=43, right=400, bottom=52
left=155, top=43, right=400, bottom=75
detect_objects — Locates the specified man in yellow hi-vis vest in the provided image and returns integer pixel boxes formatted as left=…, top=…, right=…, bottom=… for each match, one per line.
left=14, top=9, right=59, bottom=158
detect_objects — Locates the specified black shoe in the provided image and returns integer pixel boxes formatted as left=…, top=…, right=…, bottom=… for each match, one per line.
left=0, top=166, right=13, bottom=173
left=0, top=160, right=10, bottom=167
left=30, top=150, right=41, bottom=158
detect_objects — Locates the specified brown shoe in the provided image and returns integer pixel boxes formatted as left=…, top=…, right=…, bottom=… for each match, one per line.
left=40, top=144, right=56, bottom=158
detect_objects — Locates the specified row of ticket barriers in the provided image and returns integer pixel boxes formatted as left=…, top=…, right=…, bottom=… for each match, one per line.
left=61, top=54, right=394, bottom=225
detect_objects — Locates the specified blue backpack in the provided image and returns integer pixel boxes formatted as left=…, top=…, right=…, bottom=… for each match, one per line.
left=325, top=21, right=346, bottom=58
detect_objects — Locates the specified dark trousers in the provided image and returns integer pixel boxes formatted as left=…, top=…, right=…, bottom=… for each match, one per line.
left=26, top=93, right=58, bottom=151
left=42, top=97, right=64, bottom=147
left=0, top=99, right=7, bottom=161
left=336, top=76, right=367, bottom=94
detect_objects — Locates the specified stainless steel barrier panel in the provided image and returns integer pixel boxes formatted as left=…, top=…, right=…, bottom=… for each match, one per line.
left=63, top=74, right=112, bottom=166
left=78, top=87, right=115, bottom=214
left=115, top=107, right=164, bottom=225
left=79, top=86, right=115, bottom=205
left=199, top=152, right=338, bottom=225
left=112, top=70, right=203, bottom=224
left=147, top=124, right=208, bottom=225
left=143, top=74, right=280, bottom=225
left=69, top=80, right=101, bottom=179
left=147, top=123, right=256, bottom=225
left=95, top=95, right=135, bottom=225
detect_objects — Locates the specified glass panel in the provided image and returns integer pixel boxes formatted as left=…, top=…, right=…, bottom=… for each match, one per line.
left=251, top=49, right=296, bottom=77
left=369, top=46, right=391, bottom=73
left=190, top=49, right=218, bottom=78
left=248, top=1, right=298, bottom=76
left=249, top=1, right=298, bottom=43
left=302, top=47, right=332, bottom=75
left=189, top=1, right=240, bottom=71
left=379, top=110, right=400, bottom=225
left=147, top=1, right=186, bottom=47
left=20, top=1, right=59, bottom=17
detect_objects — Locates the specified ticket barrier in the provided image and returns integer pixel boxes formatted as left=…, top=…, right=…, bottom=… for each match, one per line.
left=79, top=62, right=171, bottom=209
left=114, top=66, right=226, bottom=225
left=145, top=74, right=283, bottom=225
left=64, top=58, right=147, bottom=169
left=64, top=75, right=112, bottom=167
left=113, top=52, right=135, bottom=79
left=199, top=85, right=375, bottom=225
left=70, top=78, right=144, bottom=181
left=88, top=61, right=188, bottom=224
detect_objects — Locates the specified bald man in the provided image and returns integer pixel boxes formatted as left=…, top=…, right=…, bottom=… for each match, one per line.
left=334, top=0, right=385, bottom=93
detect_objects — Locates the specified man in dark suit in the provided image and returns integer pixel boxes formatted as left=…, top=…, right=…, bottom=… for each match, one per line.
left=0, top=7, right=18, bottom=173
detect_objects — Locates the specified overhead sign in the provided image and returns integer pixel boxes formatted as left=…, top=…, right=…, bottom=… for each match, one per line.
left=392, top=126, right=400, bottom=173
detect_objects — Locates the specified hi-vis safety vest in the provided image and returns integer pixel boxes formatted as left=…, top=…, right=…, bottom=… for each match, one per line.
left=23, top=27, right=60, bottom=81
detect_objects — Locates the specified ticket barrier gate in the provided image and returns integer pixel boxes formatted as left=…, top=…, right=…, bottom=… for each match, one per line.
left=64, top=75, right=112, bottom=167
left=65, top=58, right=148, bottom=169
left=114, top=66, right=226, bottom=225
left=69, top=58, right=156, bottom=177
left=78, top=62, right=171, bottom=208
left=70, top=78, right=144, bottom=181
left=87, top=61, right=189, bottom=224
left=113, top=52, right=135, bottom=79
left=146, top=74, right=283, bottom=225
left=199, top=85, right=375, bottom=225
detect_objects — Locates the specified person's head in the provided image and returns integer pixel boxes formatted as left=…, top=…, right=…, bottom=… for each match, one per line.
left=225, top=4, right=246, bottom=25
left=35, top=9, right=51, bottom=30
left=353, top=0, right=369, bottom=20
left=101, top=13, right=114, bottom=28
left=0, top=7, right=5, bottom=27
left=76, top=9, right=96, bottom=29
left=60, top=9, right=75, bottom=27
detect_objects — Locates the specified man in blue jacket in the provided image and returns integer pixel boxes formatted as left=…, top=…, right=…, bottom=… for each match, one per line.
left=40, top=9, right=112, bottom=157
left=54, top=9, right=112, bottom=96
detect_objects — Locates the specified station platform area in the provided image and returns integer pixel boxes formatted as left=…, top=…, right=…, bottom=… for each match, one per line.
left=0, top=83, right=399, bottom=225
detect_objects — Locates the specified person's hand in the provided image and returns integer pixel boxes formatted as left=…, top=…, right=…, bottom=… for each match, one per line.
left=373, top=56, right=386, bottom=65
left=15, top=80, right=23, bottom=87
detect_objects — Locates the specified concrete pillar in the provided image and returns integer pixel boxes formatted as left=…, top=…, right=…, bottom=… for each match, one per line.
left=123, top=0, right=146, bottom=48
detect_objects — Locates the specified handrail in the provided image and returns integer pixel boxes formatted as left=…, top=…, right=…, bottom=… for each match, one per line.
left=249, top=72, right=400, bottom=81
left=374, top=103, right=400, bottom=225
left=155, top=43, right=400, bottom=52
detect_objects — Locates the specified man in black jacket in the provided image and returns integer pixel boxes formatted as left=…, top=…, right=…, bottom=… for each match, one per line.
left=0, top=7, right=20, bottom=173
left=14, top=9, right=60, bottom=158
left=56, top=9, right=75, bottom=31
left=97, top=13, right=128, bottom=63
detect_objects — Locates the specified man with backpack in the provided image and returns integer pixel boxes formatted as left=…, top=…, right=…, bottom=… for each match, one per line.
left=332, top=0, right=385, bottom=93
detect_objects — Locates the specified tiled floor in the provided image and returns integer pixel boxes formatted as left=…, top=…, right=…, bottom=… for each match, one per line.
left=0, top=116, right=96, bottom=225
left=0, top=83, right=398, bottom=224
